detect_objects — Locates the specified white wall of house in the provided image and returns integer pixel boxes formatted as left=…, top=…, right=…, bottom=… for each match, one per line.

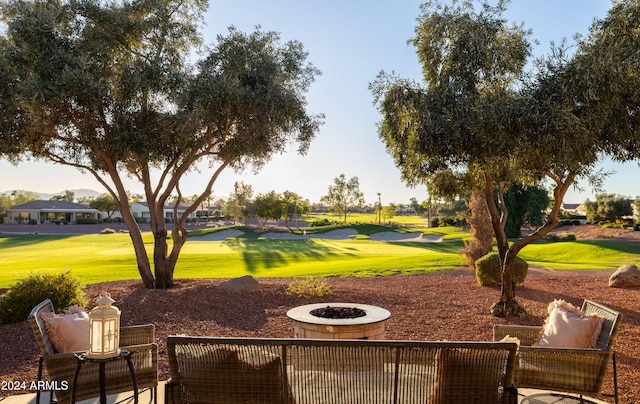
left=129, top=202, right=197, bottom=222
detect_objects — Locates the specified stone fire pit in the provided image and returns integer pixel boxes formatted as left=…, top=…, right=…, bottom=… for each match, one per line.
left=287, top=303, right=391, bottom=340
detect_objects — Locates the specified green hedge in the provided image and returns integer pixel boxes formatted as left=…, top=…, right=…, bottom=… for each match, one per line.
left=475, top=252, right=528, bottom=287
left=0, top=272, right=87, bottom=324
left=76, top=218, right=99, bottom=224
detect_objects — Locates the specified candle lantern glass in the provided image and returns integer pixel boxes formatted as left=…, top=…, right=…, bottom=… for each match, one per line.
left=87, top=292, right=121, bottom=359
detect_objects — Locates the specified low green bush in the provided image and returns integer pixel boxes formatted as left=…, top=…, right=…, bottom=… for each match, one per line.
left=546, top=234, right=560, bottom=242
left=559, top=219, right=582, bottom=226
left=546, top=233, right=576, bottom=242
left=475, top=253, right=528, bottom=287
left=76, top=218, right=99, bottom=224
left=310, top=218, right=338, bottom=227
left=286, top=277, right=333, bottom=298
left=0, top=271, right=87, bottom=324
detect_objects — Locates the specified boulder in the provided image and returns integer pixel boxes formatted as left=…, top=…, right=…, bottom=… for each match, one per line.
left=609, top=264, right=640, bottom=288
left=217, top=275, right=260, bottom=293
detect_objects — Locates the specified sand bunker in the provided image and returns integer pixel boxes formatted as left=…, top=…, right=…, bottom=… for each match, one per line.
left=193, top=228, right=444, bottom=242
left=369, top=232, right=443, bottom=242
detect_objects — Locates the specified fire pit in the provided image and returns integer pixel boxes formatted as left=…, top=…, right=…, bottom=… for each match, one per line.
left=287, top=303, right=391, bottom=340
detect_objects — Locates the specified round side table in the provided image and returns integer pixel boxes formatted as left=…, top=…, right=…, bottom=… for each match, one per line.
left=72, top=350, right=138, bottom=404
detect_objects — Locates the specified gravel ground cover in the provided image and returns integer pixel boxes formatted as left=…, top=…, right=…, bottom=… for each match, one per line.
left=0, top=268, right=637, bottom=402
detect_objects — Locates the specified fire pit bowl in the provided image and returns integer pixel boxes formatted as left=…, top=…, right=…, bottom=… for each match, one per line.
left=287, top=303, right=391, bottom=340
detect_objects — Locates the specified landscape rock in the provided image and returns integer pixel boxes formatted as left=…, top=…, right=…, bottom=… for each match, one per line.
left=217, top=275, right=260, bottom=293
left=609, top=264, right=640, bottom=288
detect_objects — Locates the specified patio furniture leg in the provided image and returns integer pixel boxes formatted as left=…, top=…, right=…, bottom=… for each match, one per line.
left=613, top=352, right=618, bottom=404
left=36, top=356, right=42, bottom=404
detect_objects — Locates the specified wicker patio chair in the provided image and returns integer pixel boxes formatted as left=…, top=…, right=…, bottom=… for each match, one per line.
left=493, top=299, right=622, bottom=403
left=28, top=299, right=159, bottom=404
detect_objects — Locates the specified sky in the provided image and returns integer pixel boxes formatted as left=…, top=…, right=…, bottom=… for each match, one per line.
left=1, top=0, right=632, bottom=205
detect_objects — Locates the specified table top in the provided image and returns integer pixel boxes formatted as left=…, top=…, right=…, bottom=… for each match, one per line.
left=74, top=349, right=132, bottom=362
left=287, top=302, right=391, bottom=325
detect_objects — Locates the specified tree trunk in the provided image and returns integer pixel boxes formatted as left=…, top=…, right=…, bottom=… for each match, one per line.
left=483, top=172, right=576, bottom=317
left=101, top=170, right=157, bottom=289
left=149, top=201, right=174, bottom=289
left=490, top=250, right=525, bottom=317
left=483, top=174, right=525, bottom=317
left=115, top=198, right=155, bottom=288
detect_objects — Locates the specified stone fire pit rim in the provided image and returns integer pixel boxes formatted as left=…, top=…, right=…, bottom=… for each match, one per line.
left=286, top=302, right=391, bottom=326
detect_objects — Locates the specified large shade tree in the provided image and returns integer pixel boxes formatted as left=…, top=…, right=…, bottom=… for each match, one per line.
left=0, top=0, right=323, bottom=288
left=371, top=0, right=640, bottom=316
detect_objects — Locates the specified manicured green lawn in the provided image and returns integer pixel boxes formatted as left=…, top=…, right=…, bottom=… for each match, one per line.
left=519, top=239, right=640, bottom=269
left=0, top=229, right=467, bottom=287
left=1, top=224, right=638, bottom=288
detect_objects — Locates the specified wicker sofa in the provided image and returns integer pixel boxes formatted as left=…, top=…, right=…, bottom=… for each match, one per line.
left=493, top=299, right=622, bottom=404
left=166, top=336, right=518, bottom=404
left=28, top=299, right=159, bottom=404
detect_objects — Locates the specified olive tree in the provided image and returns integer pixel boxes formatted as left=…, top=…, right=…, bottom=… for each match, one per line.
left=371, top=0, right=640, bottom=316
left=0, top=0, right=323, bottom=288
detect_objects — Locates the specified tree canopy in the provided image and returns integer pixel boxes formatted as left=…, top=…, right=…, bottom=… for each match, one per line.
left=89, top=194, right=120, bottom=218
left=503, top=183, right=549, bottom=238
left=0, top=0, right=323, bottom=288
left=585, top=194, right=633, bottom=224
left=320, top=174, right=365, bottom=223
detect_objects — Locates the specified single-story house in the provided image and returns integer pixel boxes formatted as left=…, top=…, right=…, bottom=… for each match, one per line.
left=130, top=201, right=199, bottom=223
left=561, top=202, right=587, bottom=216
left=6, top=200, right=99, bottom=224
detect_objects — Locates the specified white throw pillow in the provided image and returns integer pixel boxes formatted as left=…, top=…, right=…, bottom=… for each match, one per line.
left=536, top=300, right=603, bottom=348
left=41, top=307, right=90, bottom=353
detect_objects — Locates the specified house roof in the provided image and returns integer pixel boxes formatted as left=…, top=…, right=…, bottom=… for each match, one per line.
left=9, top=200, right=98, bottom=212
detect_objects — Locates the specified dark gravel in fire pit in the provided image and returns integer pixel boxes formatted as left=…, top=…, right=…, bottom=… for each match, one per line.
left=311, top=306, right=367, bottom=319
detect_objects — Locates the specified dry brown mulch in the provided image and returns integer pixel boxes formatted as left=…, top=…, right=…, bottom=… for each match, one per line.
left=1, top=268, right=638, bottom=403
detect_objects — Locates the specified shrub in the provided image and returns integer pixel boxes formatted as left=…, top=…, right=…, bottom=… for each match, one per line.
left=634, top=223, right=640, bottom=232
left=76, top=218, right=99, bottom=224
left=309, top=218, right=336, bottom=227
left=0, top=271, right=87, bottom=325
left=286, top=277, right=332, bottom=298
left=475, top=253, right=528, bottom=287
left=546, top=234, right=561, bottom=242
left=459, top=191, right=493, bottom=270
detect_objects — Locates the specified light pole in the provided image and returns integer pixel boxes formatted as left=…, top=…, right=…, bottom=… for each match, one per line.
left=377, top=192, right=382, bottom=224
